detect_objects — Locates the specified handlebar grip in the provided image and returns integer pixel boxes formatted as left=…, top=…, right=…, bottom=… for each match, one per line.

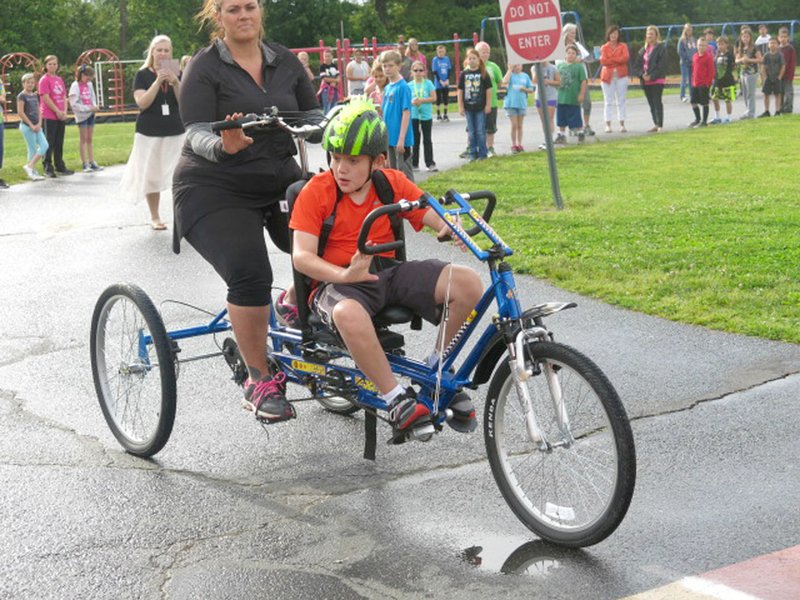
left=357, top=203, right=405, bottom=255
left=210, top=119, right=242, bottom=133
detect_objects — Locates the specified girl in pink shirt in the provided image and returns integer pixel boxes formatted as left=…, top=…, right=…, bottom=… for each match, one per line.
left=38, top=55, right=73, bottom=176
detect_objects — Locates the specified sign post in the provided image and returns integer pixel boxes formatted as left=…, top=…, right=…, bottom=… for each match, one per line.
left=499, top=0, right=565, bottom=209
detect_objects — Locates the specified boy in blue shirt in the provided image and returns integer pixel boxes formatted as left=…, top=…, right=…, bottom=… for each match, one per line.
left=431, top=45, right=452, bottom=121
left=380, top=50, right=415, bottom=181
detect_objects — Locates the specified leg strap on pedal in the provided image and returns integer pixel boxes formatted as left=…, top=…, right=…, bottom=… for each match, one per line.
left=364, top=410, right=377, bottom=461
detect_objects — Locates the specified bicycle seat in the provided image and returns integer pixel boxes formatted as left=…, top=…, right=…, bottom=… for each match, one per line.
left=307, top=308, right=410, bottom=352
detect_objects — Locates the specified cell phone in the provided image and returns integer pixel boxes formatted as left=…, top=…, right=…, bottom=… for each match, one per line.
left=159, top=59, right=180, bottom=77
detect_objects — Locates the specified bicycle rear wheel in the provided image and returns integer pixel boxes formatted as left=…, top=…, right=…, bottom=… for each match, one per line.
left=484, top=341, right=636, bottom=547
left=90, top=284, right=176, bottom=457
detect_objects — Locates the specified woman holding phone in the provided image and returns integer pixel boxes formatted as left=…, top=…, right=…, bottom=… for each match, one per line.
left=120, top=34, right=184, bottom=230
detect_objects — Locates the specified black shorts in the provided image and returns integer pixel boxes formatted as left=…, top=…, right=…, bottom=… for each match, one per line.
left=691, top=85, right=710, bottom=106
left=184, top=205, right=289, bottom=307
left=313, top=259, right=446, bottom=331
left=762, top=78, right=783, bottom=95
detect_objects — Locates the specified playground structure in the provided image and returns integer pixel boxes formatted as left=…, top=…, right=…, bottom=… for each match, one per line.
left=0, top=49, right=125, bottom=123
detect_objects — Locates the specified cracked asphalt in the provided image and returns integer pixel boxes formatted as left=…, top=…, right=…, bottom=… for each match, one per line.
left=2, top=93, right=800, bottom=599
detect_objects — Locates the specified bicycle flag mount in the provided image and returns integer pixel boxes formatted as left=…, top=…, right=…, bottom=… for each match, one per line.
left=498, top=0, right=566, bottom=209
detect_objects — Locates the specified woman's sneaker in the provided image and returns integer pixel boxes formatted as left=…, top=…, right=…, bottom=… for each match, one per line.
left=242, top=372, right=295, bottom=423
left=387, top=387, right=430, bottom=431
left=23, top=165, right=44, bottom=181
left=275, top=290, right=300, bottom=328
left=90, top=162, right=104, bottom=171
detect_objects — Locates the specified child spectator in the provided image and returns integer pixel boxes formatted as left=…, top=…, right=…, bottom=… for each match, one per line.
left=735, top=28, right=762, bottom=120
left=689, top=38, right=714, bottom=127
left=778, top=27, right=796, bottom=114
left=290, top=101, right=482, bottom=437
left=319, top=49, right=340, bottom=114
left=69, top=65, right=103, bottom=172
left=405, top=38, right=427, bottom=69
left=16, top=73, right=49, bottom=181
left=475, top=41, right=503, bottom=157
left=704, top=28, right=718, bottom=56
left=532, top=62, right=560, bottom=147
left=431, top=45, right=452, bottom=121
left=562, top=23, right=596, bottom=136
left=755, top=24, right=771, bottom=57
left=380, top=50, right=415, bottom=179
left=38, top=55, right=74, bottom=177
left=710, top=36, right=736, bottom=124
left=410, top=60, right=437, bottom=171
left=346, top=48, right=370, bottom=96
left=457, top=48, right=492, bottom=160
left=0, top=79, right=6, bottom=188
left=555, top=44, right=587, bottom=144
left=297, top=51, right=315, bottom=82
left=502, top=64, right=534, bottom=153
left=760, top=37, right=785, bottom=117
left=395, top=38, right=413, bottom=80
left=364, top=61, right=388, bottom=115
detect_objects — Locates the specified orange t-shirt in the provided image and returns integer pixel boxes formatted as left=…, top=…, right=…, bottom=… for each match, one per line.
left=289, top=169, right=427, bottom=267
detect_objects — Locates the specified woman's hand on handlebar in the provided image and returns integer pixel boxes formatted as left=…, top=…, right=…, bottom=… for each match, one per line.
left=340, top=246, right=379, bottom=284
left=220, top=112, right=254, bottom=155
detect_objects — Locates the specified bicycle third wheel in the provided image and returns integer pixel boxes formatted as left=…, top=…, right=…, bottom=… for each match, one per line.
left=484, top=341, right=636, bottom=547
left=90, top=283, right=176, bottom=457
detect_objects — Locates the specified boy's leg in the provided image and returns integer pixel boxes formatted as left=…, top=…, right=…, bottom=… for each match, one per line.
left=432, top=265, right=483, bottom=346
left=783, top=80, right=794, bottom=113
left=332, top=299, right=397, bottom=393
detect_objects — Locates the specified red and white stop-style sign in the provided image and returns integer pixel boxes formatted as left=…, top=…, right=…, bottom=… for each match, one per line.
left=499, top=0, right=564, bottom=64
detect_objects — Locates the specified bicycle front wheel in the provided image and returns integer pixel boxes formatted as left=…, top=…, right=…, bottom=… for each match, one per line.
left=484, top=341, right=636, bottom=547
left=90, top=284, right=176, bottom=457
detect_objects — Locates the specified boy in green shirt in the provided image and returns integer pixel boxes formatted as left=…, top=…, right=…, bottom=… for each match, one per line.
left=555, top=45, right=588, bottom=144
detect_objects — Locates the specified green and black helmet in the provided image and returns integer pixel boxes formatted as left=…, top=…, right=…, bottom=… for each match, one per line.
left=321, top=99, right=388, bottom=158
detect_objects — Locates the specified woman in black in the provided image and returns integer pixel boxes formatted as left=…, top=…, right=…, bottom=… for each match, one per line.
left=120, top=35, right=184, bottom=229
left=635, top=25, right=668, bottom=132
left=173, top=0, right=321, bottom=423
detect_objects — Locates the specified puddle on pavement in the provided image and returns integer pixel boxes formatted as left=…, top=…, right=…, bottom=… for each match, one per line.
left=460, top=535, right=588, bottom=577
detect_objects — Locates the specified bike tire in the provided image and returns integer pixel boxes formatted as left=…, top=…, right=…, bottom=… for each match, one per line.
left=90, top=283, right=177, bottom=457
left=484, top=341, right=636, bottom=547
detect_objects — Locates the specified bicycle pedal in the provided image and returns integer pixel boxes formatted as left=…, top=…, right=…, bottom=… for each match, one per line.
left=387, top=418, right=435, bottom=445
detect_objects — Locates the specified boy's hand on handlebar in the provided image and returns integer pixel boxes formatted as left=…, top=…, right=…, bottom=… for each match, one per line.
left=437, top=218, right=469, bottom=252
left=220, top=112, right=254, bottom=155
left=341, top=246, right=379, bottom=283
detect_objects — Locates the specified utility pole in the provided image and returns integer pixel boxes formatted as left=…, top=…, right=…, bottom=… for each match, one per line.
left=604, top=0, right=611, bottom=30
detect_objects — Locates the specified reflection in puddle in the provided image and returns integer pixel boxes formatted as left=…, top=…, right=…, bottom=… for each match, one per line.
left=461, top=537, right=587, bottom=577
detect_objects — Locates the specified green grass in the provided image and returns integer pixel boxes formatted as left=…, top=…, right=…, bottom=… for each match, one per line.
left=424, top=115, right=800, bottom=344
left=1, top=121, right=135, bottom=183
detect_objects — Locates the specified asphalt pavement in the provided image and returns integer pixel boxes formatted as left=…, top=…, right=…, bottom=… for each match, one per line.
left=1, top=86, right=799, bottom=599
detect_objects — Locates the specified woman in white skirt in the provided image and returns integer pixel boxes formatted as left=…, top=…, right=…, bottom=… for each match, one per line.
left=120, top=34, right=184, bottom=230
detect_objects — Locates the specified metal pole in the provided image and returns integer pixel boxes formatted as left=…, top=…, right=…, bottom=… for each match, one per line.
left=534, top=62, right=564, bottom=210
left=604, top=0, right=611, bottom=31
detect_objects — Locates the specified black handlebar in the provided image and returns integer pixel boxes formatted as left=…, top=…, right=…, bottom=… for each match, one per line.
left=357, top=198, right=427, bottom=255
left=210, top=113, right=258, bottom=133
left=209, top=109, right=325, bottom=136
left=444, top=189, right=496, bottom=236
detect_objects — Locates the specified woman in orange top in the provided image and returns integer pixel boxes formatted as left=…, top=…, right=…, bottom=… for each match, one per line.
left=599, top=24, right=630, bottom=132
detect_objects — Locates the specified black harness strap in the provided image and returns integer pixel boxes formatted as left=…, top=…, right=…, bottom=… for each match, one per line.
left=364, top=410, right=377, bottom=461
